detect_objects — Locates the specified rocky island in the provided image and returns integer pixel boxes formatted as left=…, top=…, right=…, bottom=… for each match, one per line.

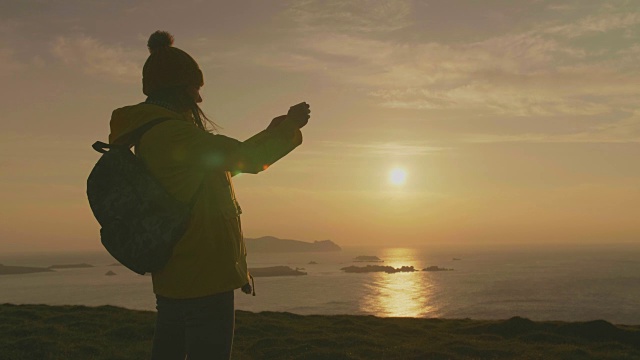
left=249, top=266, right=307, bottom=277
left=423, top=266, right=454, bottom=272
left=0, top=264, right=53, bottom=275
left=48, top=263, right=94, bottom=269
left=245, top=236, right=341, bottom=253
left=341, top=265, right=418, bottom=274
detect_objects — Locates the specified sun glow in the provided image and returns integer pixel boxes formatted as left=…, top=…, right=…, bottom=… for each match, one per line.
left=389, top=168, right=407, bottom=186
left=359, top=248, right=437, bottom=317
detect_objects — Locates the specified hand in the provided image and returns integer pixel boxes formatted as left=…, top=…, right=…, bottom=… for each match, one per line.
left=286, top=102, right=310, bottom=128
left=267, top=115, right=287, bottom=130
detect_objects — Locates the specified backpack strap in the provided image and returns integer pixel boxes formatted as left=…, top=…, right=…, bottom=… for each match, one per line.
left=132, top=117, right=175, bottom=149
left=92, top=141, right=111, bottom=153
left=92, top=116, right=205, bottom=209
left=187, top=176, right=207, bottom=209
left=91, top=117, right=175, bottom=154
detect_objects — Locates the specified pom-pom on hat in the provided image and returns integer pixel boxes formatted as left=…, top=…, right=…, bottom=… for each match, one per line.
left=142, top=31, right=204, bottom=96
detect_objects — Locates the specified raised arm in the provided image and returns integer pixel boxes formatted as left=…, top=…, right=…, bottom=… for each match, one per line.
left=218, top=102, right=309, bottom=174
left=184, top=102, right=310, bottom=174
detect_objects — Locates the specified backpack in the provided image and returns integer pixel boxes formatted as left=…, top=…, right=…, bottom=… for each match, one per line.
left=86, top=117, right=201, bottom=275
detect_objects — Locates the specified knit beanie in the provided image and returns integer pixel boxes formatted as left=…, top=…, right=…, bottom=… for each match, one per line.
left=142, top=31, right=204, bottom=96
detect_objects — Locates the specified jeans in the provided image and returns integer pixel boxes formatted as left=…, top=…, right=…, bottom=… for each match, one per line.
left=151, top=291, right=235, bottom=360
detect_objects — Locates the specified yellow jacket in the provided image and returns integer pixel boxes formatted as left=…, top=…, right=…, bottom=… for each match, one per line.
left=108, top=102, right=302, bottom=298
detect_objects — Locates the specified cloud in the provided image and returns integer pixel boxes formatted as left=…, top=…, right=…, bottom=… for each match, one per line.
left=50, top=35, right=143, bottom=82
left=546, top=12, right=640, bottom=38
left=279, top=29, right=632, bottom=117
left=242, top=0, right=412, bottom=73
left=368, top=76, right=622, bottom=117
left=287, top=0, right=412, bottom=34
left=464, top=110, right=640, bottom=144
left=256, top=1, right=640, bottom=145
left=250, top=3, right=640, bottom=123
left=580, top=110, right=640, bottom=142
left=29, top=1, right=631, bottom=145
left=546, top=4, right=577, bottom=12
left=320, top=140, right=447, bottom=156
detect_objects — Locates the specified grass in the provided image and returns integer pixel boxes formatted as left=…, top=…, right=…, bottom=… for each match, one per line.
left=1, top=303, right=639, bottom=359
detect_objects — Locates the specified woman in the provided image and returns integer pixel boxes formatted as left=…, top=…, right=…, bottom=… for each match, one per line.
left=108, top=31, right=310, bottom=360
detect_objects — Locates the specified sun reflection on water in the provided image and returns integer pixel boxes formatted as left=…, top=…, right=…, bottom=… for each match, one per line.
left=359, top=248, right=438, bottom=317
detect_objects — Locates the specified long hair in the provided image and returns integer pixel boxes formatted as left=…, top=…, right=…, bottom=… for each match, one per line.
left=147, top=86, right=220, bottom=132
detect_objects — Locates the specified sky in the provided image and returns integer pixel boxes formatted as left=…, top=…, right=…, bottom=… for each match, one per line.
left=1, top=0, right=639, bottom=252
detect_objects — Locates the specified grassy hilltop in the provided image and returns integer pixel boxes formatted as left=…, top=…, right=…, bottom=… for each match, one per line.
left=0, top=304, right=639, bottom=360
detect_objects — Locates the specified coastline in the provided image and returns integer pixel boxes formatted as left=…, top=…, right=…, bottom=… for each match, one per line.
left=1, top=244, right=639, bottom=325
left=1, top=303, right=638, bottom=360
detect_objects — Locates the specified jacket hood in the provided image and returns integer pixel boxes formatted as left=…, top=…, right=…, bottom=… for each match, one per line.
left=109, top=103, right=188, bottom=145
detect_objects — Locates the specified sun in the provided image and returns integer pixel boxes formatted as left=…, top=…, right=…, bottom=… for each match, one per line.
left=389, top=168, right=407, bottom=186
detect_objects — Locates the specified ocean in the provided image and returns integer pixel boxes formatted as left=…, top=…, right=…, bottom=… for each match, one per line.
left=1, top=244, right=639, bottom=324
